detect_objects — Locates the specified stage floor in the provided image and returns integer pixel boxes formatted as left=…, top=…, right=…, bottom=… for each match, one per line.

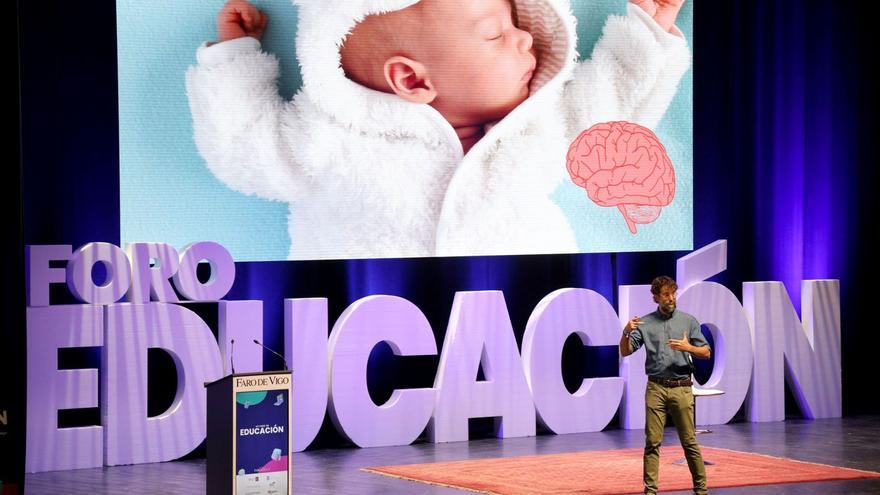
left=25, top=416, right=880, bottom=494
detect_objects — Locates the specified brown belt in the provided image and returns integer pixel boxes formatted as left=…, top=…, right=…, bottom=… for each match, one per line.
left=648, top=376, right=693, bottom=388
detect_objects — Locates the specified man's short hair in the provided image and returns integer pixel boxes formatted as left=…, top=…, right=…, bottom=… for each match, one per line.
left=651, top=276, right=677, bottom=295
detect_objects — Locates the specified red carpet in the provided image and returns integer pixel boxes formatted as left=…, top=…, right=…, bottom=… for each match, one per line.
left=364, top=446, right=880, bottom=494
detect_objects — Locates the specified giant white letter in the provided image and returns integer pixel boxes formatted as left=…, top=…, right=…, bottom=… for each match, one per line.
left=675, top=240, right=753, bottom=425
left=26, top=305, right=103, bottom=472
left=102, top=303, right=223, bottom=465
left=744, top=280, right=840, bottom=420
left=125, top=242, right=180, bottom=303
left=328, top=296, right=436, bottom=447
left=618, top=284, right=656, bottom=430
left=522, top=288, right=623, bottom=433
left=429, top=291, right=535, bottom=443
left=678, top=283, right=753, bottom=425
left=25, top=244, right=72, bottom=307
left=286, top=298, right=329, bottom=451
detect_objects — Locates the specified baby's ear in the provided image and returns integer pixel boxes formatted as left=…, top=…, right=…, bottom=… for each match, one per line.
left=384, top=56, right=437, bottom=104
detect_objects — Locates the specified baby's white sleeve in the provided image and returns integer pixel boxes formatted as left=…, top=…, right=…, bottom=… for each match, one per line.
left=186, top=37, right=307, bottom=203
left=562, top=3, right=691, bottom=138
left=196, top=36, right=263, bottom=65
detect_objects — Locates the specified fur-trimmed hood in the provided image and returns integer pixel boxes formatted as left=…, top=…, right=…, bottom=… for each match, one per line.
left=293, top=0, right=578, bottom=146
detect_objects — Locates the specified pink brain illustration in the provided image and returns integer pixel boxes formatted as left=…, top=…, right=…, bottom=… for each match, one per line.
left=566, top=121, right=676, bottom=234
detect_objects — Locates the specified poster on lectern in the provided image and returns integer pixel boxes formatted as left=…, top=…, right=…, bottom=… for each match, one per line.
left=234, top=379, right=291, bottom=495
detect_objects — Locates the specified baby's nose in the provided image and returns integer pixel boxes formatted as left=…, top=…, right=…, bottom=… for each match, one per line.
left=515, top=28, right=533, bottom=53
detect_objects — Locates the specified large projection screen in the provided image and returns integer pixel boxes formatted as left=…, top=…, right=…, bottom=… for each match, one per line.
left=118, top=0, right=692, bottom=261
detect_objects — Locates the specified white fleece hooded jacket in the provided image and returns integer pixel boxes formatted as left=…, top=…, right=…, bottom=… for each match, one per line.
left=186, top=0, right=690, bottom=260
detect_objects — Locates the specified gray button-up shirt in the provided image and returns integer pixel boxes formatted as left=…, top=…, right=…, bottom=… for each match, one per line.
left=628, top=309, right=709, bottom=379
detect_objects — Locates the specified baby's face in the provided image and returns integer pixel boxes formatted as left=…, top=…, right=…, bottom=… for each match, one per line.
left=419, top=0, right=536, bottom=126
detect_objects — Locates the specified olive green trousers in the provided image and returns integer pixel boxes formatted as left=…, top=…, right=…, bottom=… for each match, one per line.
left=643, top=381, right=708, bottom=494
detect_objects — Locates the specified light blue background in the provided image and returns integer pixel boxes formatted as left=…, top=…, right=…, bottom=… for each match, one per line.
left=118, top=0, right=692, bottom=261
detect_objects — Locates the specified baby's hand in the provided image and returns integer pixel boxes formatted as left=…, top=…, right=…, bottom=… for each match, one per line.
left=629, top=0, right=686, bottom=33
left=217, top=0, right=268, bottom=42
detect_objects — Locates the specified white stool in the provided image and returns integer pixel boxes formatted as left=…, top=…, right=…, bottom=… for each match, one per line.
left=693, top=386, right=724, bottom=434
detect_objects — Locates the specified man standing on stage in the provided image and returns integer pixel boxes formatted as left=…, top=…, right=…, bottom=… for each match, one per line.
left=620, top=276, right=711, bottom=495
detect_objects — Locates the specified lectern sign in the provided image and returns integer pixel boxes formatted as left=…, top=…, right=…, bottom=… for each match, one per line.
left=233, top=373, right=291, bottom=495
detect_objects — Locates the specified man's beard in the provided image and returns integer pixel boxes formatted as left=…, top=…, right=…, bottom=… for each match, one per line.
left=661, top=301, right=676, bottom=314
